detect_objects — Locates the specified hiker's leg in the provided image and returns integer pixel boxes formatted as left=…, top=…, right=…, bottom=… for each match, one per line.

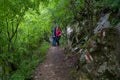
left=52, top=37, right=54, bottom=46
left=57, top=40, right=59, bottom=46
left=54, top=37, right=56, bottom=46
left=56, top=37, right=58, bottom=46
left=54, top=37, right=57, bottom=46
left=56, top=37, right=60, bottom=46
left=52, top=37, right=56, bottom=46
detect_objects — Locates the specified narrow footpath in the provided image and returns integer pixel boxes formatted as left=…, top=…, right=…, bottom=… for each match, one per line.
left=33, top=46, right=72, bottom=80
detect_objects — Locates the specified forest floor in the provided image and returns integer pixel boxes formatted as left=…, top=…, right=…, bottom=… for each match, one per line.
left=33, top=46, right=74, bottom=80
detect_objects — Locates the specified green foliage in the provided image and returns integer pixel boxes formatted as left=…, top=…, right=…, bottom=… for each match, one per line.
left=10, top=41, right=49, bottom=80
left=96, top=0, right=120, bottom=9
left=0, top=0, right=51, bottom=79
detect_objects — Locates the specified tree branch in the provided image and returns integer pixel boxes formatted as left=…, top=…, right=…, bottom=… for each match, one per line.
left=6, top=18, right=10, bottom=40
left=10, top=19, right=20, bottom=41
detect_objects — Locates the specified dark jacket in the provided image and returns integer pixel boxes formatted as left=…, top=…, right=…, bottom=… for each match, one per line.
left=52, top=27, right=56, bottom=37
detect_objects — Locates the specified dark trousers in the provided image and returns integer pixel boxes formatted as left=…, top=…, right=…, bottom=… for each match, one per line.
left=56, top=36, right=60, bottom=46
left=52, top=37, right=56, bottom=46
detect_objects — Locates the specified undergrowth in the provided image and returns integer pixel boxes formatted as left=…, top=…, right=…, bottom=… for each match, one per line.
left=8, top=41, right=50, bottom=80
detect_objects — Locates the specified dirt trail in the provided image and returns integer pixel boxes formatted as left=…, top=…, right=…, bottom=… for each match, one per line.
left=33, top=46, right=72, bottom=80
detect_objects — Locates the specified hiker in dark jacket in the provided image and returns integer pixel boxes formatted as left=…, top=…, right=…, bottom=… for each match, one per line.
left=52, top=27, right=56, bottom=46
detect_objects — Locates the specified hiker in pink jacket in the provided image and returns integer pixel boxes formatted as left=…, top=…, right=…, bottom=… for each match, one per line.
left=56, top=27, right=62, bottom=46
